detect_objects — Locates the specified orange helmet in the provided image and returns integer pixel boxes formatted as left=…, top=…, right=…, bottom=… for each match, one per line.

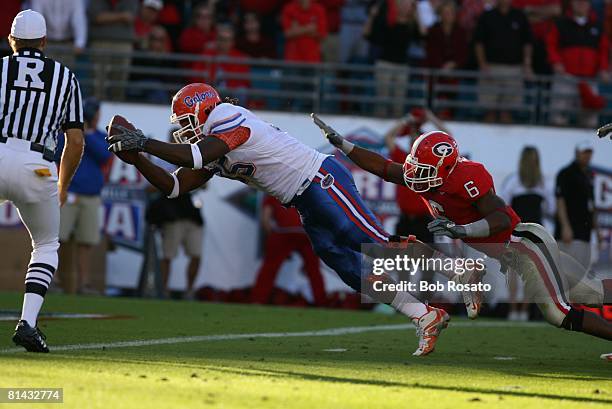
left=403, top=131, right=459, bottom=192
left=170, top=83, right=221, bottom=143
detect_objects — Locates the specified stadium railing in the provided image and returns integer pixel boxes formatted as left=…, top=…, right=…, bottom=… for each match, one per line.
left=5, top=44, right=612, bottom=127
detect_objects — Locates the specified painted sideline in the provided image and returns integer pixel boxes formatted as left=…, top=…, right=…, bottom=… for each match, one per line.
left=0, top=321, right=547, bottom=354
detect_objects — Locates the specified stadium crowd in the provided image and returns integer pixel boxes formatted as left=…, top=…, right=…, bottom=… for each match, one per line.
left=1, top=0, right=612, bottom=122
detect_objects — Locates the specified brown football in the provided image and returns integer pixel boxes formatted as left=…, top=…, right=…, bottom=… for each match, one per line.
left=107, top=114, right=136, bottom=138
left=106, top=114, right=139, bottom=164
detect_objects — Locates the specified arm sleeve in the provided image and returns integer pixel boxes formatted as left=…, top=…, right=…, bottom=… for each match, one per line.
left=62, top=74, right=84, bottom=130
left=210, top=126, right=251, bottom=151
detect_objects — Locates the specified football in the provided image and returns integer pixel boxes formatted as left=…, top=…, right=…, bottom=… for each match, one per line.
left=107, top=114, right=136, bottom=138
left=106, top=114, right=139, bottom=164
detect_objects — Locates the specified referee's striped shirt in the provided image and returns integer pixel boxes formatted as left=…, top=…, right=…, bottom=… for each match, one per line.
left=0, top=47, right=83, bottom=151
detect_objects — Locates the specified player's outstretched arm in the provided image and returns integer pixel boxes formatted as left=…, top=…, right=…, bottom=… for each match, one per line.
left=127, top=153, right=213, bottom=196
left=143, top=137, right=229, bottom=169
left=311, top=114, right=404, bottom=185
left=107, top=125, right=230, bottom=169
left=347, top=146, right=405, bottom=185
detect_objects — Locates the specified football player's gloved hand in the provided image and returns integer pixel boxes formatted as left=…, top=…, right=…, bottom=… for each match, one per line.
left=106, top=125, right=149, bottom=152
left=311, top=113, right=354, bottom=154
left=427, top=217, right=467, bottom=239
left=596, top=123, right=612, bottom=139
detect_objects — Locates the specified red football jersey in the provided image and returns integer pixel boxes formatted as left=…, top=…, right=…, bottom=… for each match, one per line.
left=420, top=158, right=520, bottom=244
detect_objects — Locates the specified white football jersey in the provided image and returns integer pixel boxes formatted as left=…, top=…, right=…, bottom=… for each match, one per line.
left=202, top=103, right=328, bottom=203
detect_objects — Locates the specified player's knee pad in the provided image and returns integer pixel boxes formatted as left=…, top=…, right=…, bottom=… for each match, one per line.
left=560, top=307, right=584, bottom=332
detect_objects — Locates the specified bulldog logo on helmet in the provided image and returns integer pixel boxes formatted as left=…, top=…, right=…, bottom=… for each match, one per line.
left=432, top=142, right=454, bottom=158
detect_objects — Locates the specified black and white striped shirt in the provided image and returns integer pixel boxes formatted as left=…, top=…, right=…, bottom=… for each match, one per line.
left=0, top=48, right=83, bottom=150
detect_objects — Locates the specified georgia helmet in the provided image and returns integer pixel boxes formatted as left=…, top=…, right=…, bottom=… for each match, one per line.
left=403, top=131, right=459, bottom=192
left=170, top=83, right=221, bottom=143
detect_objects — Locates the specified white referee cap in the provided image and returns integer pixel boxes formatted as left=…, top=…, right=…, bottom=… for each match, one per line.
left=11, top=9, right=47, bottom=40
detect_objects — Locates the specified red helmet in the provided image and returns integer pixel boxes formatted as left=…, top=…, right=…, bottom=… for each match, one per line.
left=403, top=131, right=459, bottom=192
left=170, top=83, right=221, bottom=143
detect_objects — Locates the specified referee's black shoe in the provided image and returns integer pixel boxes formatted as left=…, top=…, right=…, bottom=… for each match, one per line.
left=12, top=320, right=49, bottom=353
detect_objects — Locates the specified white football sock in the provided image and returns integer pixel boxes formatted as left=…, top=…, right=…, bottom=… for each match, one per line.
left=391, top=291, right=428, bottom=319
left=20, top=293, right=44, bottom=327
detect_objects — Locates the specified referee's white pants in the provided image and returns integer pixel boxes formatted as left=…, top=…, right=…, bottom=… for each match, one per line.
left=0, top=139, right=60, bottom=274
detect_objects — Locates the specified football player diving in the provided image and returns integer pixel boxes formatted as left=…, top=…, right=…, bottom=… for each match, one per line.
left=315, top=117, right=612, bottom=343
left=106, top=83, right=458, bottom=356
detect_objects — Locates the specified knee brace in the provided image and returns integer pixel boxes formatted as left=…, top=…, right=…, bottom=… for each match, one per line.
left=561, top=307, right=584, bottom=332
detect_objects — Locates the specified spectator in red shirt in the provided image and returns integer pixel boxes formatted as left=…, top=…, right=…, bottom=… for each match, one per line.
left=178, top=3, right=216, bottom=54
left=546, top=0, right=610, bottom=126
left=425, top=0, right=468, bottom=118
left=236, top=12, right=277, bottom=59
left=281, top=0, right=328, bottom=62
left=251, top=196, right=326, bottom=306
left=194, top=25, right=250, bottom=99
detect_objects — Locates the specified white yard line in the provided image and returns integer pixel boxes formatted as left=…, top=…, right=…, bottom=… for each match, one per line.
left=0, top=313, right=111, bottom=322
left=0, top=321, right=546, bottom=354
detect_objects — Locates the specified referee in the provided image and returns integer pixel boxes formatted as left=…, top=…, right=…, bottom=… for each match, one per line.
left=0, top=10, right=84, bottom=352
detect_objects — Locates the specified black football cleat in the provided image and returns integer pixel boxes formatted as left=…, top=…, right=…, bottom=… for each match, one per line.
left=12, top=320, right=49, bottom=353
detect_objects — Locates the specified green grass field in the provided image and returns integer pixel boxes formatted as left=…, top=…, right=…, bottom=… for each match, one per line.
left=0, top=291, right=609, bottom=409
